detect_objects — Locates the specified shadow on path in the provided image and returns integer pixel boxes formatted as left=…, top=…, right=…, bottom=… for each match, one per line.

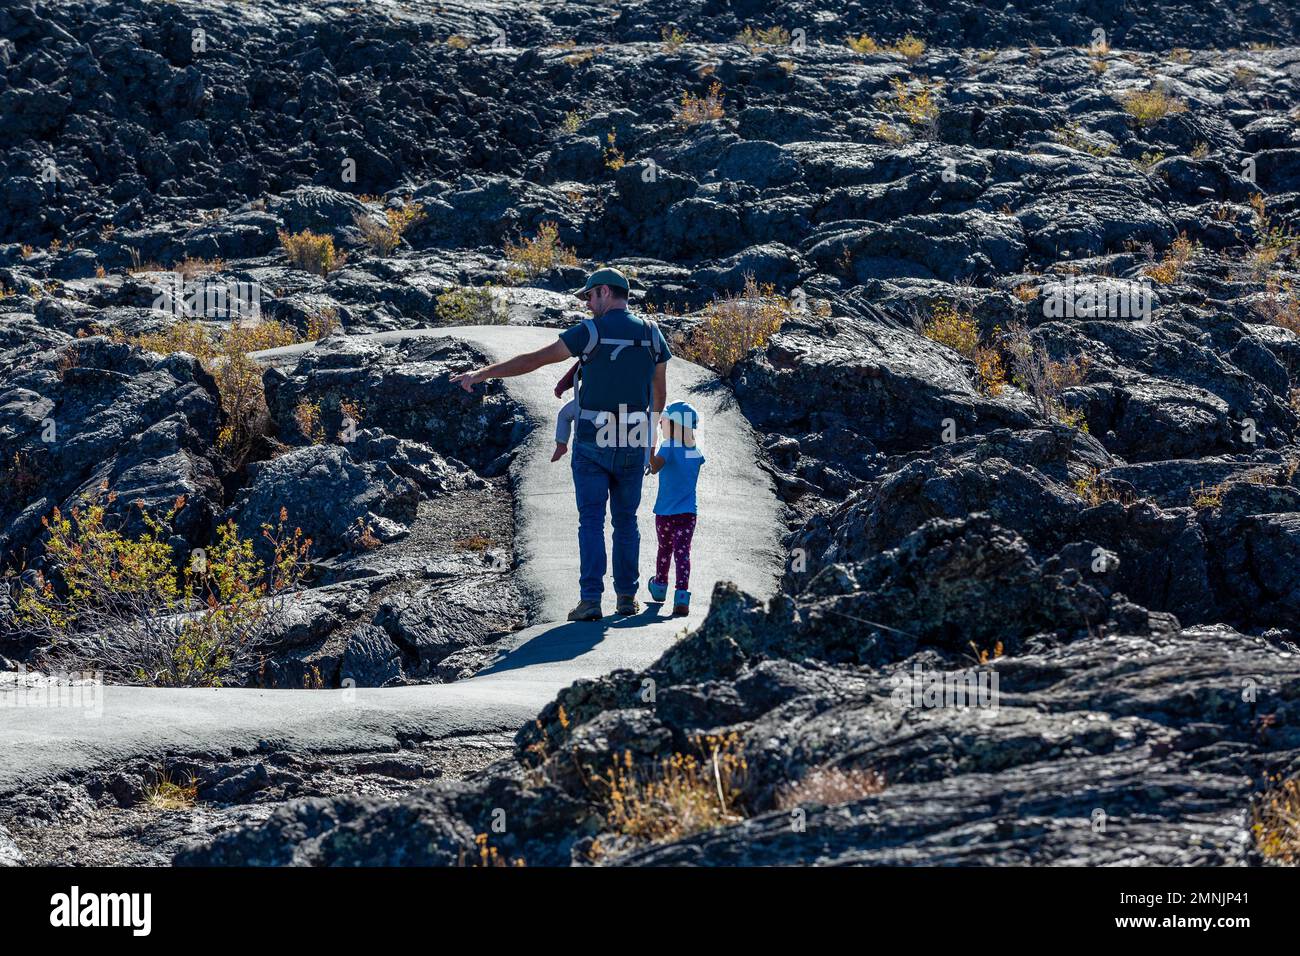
left=477, top=607, right=676, bottom=676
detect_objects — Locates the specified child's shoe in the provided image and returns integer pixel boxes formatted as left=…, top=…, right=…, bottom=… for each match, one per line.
left=647, top=578, right=668, bottom=603
left=672, top=589, right=690, bottom=616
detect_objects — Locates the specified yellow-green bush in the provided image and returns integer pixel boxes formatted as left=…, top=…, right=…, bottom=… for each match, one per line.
left=6, top=489, right=311, bottom=687
left=888, top=76, right=941, bottom=125
left=436, top=285, right=507, bottom=325
left=923, top=301, right=978, bottom=355
left=354, top=204, right=427, bottom=256
left=1143, top=232, right=1198, bottom=283
left=503, top=222, right=579, bottom=281
left=660, top=26, right=688, bottom=51
left=1119, top=86, right=1187, bottom=125
left=923, top=302, right=1005, bottom=395
left=1253, top=774, right=1300, bottom=863
left=278, top=228, right=343, bottom=276
left=735, top=26, right=790, bottom=50
left=678, top=275, right=789, bottom=376
left=119, top=318, right=299, bottom=465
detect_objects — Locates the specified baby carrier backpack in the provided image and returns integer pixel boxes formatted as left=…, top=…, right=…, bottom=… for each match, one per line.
left=572, top=313, right=664, bottom=467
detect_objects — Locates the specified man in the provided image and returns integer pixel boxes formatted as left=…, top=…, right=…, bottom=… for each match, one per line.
left=450, top=267, right=670, bottom=621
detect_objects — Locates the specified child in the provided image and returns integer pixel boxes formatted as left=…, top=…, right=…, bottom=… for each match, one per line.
left=551, top=360, right=580, bottom=462
left=647, top=401, right=704, bottom=616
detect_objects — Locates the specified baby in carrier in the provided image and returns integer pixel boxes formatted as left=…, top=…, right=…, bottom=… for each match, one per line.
left=551, top=360, right=581, bottom=461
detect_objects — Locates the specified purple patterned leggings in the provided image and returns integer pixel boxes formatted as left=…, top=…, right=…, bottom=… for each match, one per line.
left=653, top=513, right=697, bottom=592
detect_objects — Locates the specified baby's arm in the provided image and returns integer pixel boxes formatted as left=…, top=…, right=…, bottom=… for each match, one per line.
left=555, top=397, right=577, bottom=445
left=554, top=361, right=580, bottom=398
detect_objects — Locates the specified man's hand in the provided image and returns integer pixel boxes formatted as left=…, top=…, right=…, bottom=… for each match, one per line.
left=452, top=341, right=572, bottom=394
left=450, top=369, right=484, bottom=392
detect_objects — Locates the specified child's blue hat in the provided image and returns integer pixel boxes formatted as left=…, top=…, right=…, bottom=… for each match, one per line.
left=663, top=401, right=699, bottom=430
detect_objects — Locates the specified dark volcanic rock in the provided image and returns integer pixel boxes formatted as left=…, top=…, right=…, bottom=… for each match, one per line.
left=0, top=823, right=24, bottom=867
left=263, top=335, right=523, bottom=475
left=177, top=545, right=1300, bottom=868
left=0, top=334, right=224, bottom=566
left=733, top=311, right=1034, bottom=496
left=371, top=581, right=520, bottom=679
left=226, top=444, right=420, bottom=560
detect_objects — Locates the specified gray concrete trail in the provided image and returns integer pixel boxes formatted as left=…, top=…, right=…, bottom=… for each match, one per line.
left=0, top=325, right=783, bottom=795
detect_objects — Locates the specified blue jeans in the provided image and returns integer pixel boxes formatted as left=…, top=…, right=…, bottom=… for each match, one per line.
left=571, top=439, right=645, bottom=602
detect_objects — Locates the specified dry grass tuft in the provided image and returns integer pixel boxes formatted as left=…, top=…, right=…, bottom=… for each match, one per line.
left=1074, top=467, right=1127, bottom=506
left=675, top=80, right=725, bottom=126
left=1004, top=323, right=1091, bottom=429
left=145, top=772, right=198, bottom=811
left=594, top=733, right=748, bottom=846
left=775, top=765, right=885, bottom=809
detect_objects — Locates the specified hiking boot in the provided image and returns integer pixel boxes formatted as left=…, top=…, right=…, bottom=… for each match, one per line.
left=615, top=594, right=640, bottom=616
left=647, top=578, right=668, bottom=603
left=672, top=590, right=690, bottom=616
left=567, top=599, right=602, bottom=622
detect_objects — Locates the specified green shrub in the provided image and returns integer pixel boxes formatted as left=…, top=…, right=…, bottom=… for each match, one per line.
left=436, top=285, right=507, bottom=325
left=278, top=228, right=343, bottom=276
left=5, top=489, right=311, bottom=687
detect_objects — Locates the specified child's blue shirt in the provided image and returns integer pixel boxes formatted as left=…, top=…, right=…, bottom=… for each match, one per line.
left=653, top=438, right=704, bottom=515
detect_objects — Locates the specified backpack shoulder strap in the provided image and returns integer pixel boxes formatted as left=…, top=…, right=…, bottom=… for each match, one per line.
left=643, top=317, right=663, bottom=363
left=580, top=317, right=600, bottom=362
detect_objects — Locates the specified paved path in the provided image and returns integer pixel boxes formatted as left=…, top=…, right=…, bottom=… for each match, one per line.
left=0, top=325, right=783, bottom=795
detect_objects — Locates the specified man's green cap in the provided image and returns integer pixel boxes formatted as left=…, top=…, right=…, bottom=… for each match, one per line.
left=573, top=267, right=630, bottom=299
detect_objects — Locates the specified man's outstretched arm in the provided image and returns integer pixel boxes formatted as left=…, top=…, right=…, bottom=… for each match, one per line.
left=450, top=339, right=572, bottom=392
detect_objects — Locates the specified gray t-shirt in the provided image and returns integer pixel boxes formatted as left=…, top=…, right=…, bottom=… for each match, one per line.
left=559, top=308, right=671, bottom=444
